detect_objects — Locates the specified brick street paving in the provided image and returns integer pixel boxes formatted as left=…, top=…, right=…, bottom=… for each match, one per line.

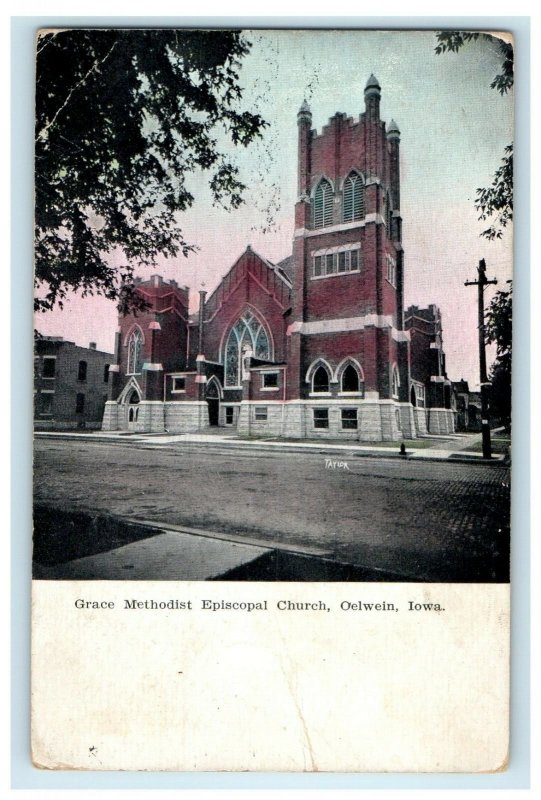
left=33, top=438, right=510, bottom=581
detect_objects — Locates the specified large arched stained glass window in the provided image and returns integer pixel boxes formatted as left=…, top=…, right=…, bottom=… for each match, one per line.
left=127, top=328, right=144, bottom=374
left=224, top=312, right=271, bottom=387
left=343, top=172, right=365, bottom=222
left=313, top=178, right=333, bottom=228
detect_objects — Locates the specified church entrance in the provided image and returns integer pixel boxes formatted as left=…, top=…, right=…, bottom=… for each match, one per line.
left=205, top=378, right=221, bottom=426
left=126, top=390, right=140, bottom=430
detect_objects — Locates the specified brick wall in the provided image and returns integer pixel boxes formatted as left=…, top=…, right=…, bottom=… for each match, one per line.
left=35, top=338, right=113, bottom=429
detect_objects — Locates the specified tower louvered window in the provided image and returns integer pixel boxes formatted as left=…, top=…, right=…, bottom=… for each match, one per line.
left=313, top=179, right=333, bottom=228
left=343, top=173, right=365, bottom=222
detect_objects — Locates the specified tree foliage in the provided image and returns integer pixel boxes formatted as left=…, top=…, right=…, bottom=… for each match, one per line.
left=35, top=29, right=267, bottom=314
left=435, top=31, right=513, bottom=240
left=435, top=31, right=514, bottom=95
left=486, top=281, right=512, bottom=425
left=475, top=143, right=513, bottom=240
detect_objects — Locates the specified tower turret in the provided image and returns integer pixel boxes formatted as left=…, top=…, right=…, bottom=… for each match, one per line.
left=364, top=73, right=381, bottom=122
left=297, top=99, right=312, bottom=196
left=387, top=118, right=401, bottom=212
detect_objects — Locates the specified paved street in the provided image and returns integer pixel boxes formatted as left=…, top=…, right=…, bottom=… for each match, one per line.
left=33, top=437, right=510, bottom=581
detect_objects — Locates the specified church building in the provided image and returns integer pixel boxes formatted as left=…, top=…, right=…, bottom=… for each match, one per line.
left=102, top=76, right=455, bottom=441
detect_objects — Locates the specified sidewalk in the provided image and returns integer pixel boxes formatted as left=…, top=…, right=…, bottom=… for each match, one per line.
left=35, top=428, right=505, bottom=464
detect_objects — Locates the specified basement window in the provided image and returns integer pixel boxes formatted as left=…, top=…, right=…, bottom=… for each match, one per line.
left=313, top=408, right=329, bottom=429
left=254, top=406, right=268, bottom=421
left=341, top=408, right=358, bottom=430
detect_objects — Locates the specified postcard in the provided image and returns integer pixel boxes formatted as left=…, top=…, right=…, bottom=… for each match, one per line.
left=31, top=27, right=512, bottom=771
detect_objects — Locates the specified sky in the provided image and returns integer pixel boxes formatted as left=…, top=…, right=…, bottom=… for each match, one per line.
left=35, top=29, right=514, bottom=389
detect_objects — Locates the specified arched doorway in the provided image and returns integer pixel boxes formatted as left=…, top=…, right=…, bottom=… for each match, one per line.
left=205, top=378, right=221, bottom=426
left=126, top=390, right=140, bottom=430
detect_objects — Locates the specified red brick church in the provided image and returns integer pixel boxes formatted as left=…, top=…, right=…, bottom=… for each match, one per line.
left=102, top=76, right=456, bottom=440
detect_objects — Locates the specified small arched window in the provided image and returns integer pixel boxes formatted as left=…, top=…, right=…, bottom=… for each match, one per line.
left=313, top=179, right=333, bottom=229
left=341, top=364, right=360, bottom=393
left=343, top=172, right=365, bottom=222
left=312, top=365, right=330, bottom=393
left=391, top=366, right=400, bottom=399
left=127, top=329, right=144, bottom=375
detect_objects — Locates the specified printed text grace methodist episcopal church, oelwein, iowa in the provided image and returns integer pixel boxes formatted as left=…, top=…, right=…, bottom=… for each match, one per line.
left=101, top=76, right=456, bottom=441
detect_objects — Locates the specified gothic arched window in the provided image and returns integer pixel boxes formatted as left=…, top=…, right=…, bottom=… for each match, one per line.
left=312, top=365, right=330, bottom=393
left=127, top=328, right=144, bottom=375
left=313, top=178, right=333, bottom=228
left=343, top=172, right=365, bottom=222
left=224, top=312, right=270, bottom=387
left=341, top=364, right=360, bottom=393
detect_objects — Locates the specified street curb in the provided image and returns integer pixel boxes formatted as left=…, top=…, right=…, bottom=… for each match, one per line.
left=34, top=431, right=506, bottom=466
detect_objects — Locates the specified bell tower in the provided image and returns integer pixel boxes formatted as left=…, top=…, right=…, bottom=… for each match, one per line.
left=285, top=76, right=415, bottom=441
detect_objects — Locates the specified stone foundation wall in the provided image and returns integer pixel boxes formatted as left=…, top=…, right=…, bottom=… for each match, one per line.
left=237, top=403, right=284, bottom=437
left=101, top=401, right=120, bottom=431
left=427, top=407, right=455, bottom=435
left=102, top=400, right=166, bottom=432
left=413, top=407, right=428, bottom=435
left=398, top=403, right=416, bottom=439
left=138, top=402, right=166, bottom=433
left=164, top=401, right=208, bottom=433
left=35, top=420, right=104, bottom=431
left=103, top=397, right=421, bottom=442
left=237, top=400, right=414, bottom=442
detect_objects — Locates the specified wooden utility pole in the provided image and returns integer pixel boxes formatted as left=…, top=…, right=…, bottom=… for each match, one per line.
left=465, top=259, right=497, bottom=459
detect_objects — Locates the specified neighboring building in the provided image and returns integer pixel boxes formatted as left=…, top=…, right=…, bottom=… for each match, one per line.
left=452, top=379, right=482, bottom=432
left=404, top=304, right=456, bottom=434
left=103, top=77, right=454, bottom=441
left=35, top=336, right=113, bottom=430
left=452, top=379, right=471, bottom=431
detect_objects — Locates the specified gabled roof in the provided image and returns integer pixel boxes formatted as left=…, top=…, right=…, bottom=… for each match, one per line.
left=275, top=254, right=294, bottom=282
left=203, top=246, right=292, bottom=322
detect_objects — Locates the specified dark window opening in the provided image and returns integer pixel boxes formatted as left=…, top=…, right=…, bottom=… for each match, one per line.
left=262, top=372, right=279, bottom=388
left=40, top=393, right=54, bottom=415
left=342, top=364, right=360, bottom=393
left=75, top=393, right=85, bottom=413
left=225, top=407, right=234, bottom=425
left=313, top=366, right=330, bottom=393
left=341, top=408, right=358, bottom=429
left=173, top=376, right=186, bottom=392
left=103, top=364, right=110, bottom=383
left=42, top=358, right=56, bottom=378
left=78, top=360, right=87, bottom=381
left=313, top=408, right=329, bottom=429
